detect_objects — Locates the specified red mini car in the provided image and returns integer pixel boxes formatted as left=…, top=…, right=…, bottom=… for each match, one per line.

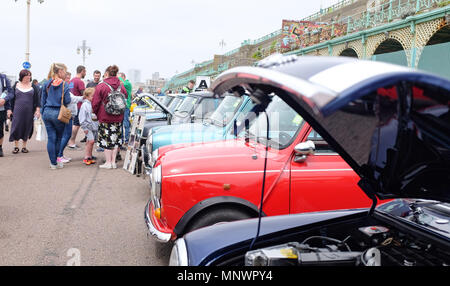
left=145, top=95, right=373, bottom=243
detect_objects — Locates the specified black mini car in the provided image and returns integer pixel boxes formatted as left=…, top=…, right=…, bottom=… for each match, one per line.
left=169, top=55, right=450, bottom=266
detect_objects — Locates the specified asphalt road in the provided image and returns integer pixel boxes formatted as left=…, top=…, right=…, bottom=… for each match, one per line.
left=0, top=130, right=171, bottom=266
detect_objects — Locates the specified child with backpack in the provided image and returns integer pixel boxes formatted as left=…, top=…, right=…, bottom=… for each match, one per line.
left=79, top=87, right=98, bottom=165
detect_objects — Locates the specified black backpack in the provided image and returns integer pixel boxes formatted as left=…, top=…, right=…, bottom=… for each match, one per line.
left=103, top=82, right=126, bottom=115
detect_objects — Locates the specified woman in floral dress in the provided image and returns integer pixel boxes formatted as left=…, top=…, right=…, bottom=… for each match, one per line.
left=91, top=65, right=127, bottom=169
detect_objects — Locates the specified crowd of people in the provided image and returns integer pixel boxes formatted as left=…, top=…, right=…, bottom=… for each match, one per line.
left=0, top=63, right=133, bottom=170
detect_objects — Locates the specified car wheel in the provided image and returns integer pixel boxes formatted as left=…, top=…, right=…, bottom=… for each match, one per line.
left=185, top=206, right=254, bottom=234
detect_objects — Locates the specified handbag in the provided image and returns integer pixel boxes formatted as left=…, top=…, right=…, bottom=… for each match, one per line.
left=57, top=82, right=71, bottom=123
left=35, top=118, right=47, bottom=142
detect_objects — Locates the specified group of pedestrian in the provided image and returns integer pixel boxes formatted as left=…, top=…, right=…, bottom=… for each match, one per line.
left=0, top=63, right=132, bottom=170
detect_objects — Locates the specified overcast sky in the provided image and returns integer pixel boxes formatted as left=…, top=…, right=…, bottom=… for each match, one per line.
left=0, top=0, right=338, bottom=82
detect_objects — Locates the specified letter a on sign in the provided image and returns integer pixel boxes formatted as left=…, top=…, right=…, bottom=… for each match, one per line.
left=198, top=80, right=208, bottom=89
left=195, top=76, right=210, bottom=91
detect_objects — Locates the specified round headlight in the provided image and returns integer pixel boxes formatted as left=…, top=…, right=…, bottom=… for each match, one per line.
left=150, top=149, right=159, bottom=167
left=146, top=134, right=153, bottom=164
left=147, top=133, right=153, bottom=148
left=169, top=238, right=188, bottom=266
left=151, top=165, right=162, bottom=203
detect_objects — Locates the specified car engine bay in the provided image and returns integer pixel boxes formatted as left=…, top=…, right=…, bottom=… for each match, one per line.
left=244, top=223, right=450, bottom=266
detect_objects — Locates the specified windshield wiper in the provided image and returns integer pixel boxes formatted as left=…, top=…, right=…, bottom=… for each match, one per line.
left=202, top=118, right=212, bottom=126
left=211, top=118, right=225, bottom=127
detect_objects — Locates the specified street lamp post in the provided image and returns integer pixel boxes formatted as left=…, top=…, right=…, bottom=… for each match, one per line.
left=219, top=39, right=226, bottom=51
left=15, top=0, right=44, bottom=65
left=76, top=40, right=92, bottom=67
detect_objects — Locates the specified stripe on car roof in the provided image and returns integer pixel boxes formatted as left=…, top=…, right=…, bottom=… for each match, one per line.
left=308, top=61, right=411, bottom=93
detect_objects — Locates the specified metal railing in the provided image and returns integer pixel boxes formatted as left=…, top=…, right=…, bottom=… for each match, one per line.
left=302, top=0, right=359, bottom=22
left=342, top=0, right=448, bottom=34
left=168, top=0, right=449, bottom=89
left=240, top=29, right=282, bottom=46
left=194, top=59, right=214, bottom=69
left=164, top=60, right=232, bottom=90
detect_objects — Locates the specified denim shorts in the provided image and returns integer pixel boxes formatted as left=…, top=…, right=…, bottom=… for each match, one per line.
left=86, top=129, right=98, bottom=141
left=73, top=114, right=80, bottom=126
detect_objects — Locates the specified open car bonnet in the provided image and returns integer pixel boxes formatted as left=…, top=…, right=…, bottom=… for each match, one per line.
left=134, top=93, right=173, bottom=116
left=212, top=55, right=450, bottom=203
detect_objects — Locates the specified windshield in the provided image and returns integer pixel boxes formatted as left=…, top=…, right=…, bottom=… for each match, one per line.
left=206, top=96, right=243, bottom=127
left=377, top=199, right=450, bottom=238
left=167, top=97, right=183, bottom=112
left=239, top=95, right=304, bottom=149
left=155, top=96, right=173, bottom=111
left=175, top=96, right=198, bottom=116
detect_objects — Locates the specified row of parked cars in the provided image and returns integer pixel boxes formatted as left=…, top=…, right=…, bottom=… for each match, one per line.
left=136, top=54, right=450, bottom=266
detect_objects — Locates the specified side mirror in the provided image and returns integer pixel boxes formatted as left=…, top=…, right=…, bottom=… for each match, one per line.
left=294, top=140, right=315, bottom=163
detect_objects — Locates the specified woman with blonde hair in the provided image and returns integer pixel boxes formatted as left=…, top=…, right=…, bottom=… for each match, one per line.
left=41, top=63, right=71, bottom=169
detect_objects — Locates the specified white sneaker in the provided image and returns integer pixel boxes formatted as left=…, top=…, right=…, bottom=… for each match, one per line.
left=57, top=157, right=70, bottom=164
left=50, top=164, right=57, bottom=170
left=112, top=162, right=117, bottom=169
left=57, top=161, right=64, bottom=169
left=68, top=145, right=80, bottom=151
left=62, top=156, right=72, bottom=162
left=99, top=163, right=112, bottom=169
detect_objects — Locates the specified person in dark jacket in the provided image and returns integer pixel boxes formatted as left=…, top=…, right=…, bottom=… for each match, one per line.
left=41, top=63, right=71, bottom=169
left=92, top=65, right=127, bottom=169
left=6, top=69, right=41, bottom=154
left=86, top=70, right=101, bottom=88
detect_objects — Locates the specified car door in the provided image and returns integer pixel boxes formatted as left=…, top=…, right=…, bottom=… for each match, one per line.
left=289, top=129, right=372, bottom=214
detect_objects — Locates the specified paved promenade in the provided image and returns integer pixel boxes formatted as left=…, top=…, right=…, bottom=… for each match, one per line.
left=0, top=132, right=170, bottom=266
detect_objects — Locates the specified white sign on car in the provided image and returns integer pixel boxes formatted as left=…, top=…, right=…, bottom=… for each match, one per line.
left=195, top=76, right=210, bottom=91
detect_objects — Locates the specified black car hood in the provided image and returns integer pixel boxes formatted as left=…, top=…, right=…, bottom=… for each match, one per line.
left=185, top=209, right=368, bottom=266
left=212, top=55, right=450, bottom=203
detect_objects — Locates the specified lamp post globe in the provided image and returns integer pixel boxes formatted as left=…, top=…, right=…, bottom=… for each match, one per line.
left=77, top=40, right=92, bottom=67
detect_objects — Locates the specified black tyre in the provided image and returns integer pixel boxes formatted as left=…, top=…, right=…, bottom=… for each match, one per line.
left=185, top=206, right=254, bottom=234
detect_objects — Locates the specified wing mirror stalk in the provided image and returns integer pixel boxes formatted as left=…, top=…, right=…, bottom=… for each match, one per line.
left=244, top=119, right=250, bottom=143
left=294, top=140, right=315, bottom=163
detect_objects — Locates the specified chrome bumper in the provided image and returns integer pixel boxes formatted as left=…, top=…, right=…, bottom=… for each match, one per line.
left=144, top=201, right=171, bottom=243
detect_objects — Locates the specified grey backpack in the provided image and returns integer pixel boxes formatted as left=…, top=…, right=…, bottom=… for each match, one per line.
left=103, top=82, right=126, bottom=115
